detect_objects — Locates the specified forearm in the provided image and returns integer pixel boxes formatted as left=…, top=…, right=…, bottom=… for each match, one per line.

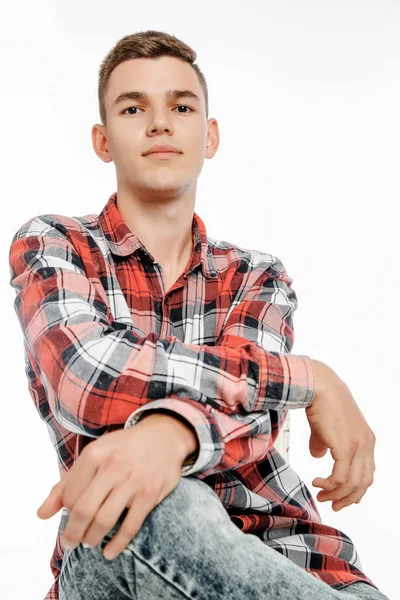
left=309, top=359, right=337, bottom=403
left=135, top=359, right=328, bottom=475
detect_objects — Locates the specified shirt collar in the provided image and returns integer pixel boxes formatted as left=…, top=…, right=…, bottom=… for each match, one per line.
left=98, top=191, right=218, bottom=280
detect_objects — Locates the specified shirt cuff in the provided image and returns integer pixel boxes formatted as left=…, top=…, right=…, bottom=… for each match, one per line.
left=124, top=398, right=225, bottom=476
left=299, top=354, right=317, bottom=407
left=256, top=350, right=317, bottom=410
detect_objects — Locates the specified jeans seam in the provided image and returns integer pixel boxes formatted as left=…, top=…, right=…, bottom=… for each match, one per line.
left=58, top=547, right=74, bottom=594
left=126, top=545, right=195, bottom=600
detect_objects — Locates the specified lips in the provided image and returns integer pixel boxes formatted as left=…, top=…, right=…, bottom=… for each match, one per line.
left=147, top=150, right=178, bottom=154
left=143, top=144, right=182, bottom=156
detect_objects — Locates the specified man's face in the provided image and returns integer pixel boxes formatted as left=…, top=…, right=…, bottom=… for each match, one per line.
left=95, top=56, right=218, bottom=197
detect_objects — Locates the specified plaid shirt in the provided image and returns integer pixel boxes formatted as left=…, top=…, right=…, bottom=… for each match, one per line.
left=8, top=192, right=378, bottom=599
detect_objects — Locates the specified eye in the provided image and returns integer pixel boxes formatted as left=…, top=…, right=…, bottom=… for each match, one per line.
left=122, top=106, right=142, bottom=115
left=121, top=105, right=193, bottom=115
left=174, top=105, right=193, bottom=113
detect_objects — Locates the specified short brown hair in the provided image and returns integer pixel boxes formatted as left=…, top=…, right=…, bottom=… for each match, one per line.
left=97, top=30, right=209, bottom=127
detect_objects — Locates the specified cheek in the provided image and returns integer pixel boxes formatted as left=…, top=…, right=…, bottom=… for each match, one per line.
left=110, top=127, right=138, bottom=151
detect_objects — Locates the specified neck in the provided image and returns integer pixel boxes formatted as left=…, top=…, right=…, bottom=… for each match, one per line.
left=115, top=183, right=196, bottom=271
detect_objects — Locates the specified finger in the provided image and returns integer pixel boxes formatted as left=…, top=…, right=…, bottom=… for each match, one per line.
left=82, top=479, right=139, bottom=549
left=312, top=477, right=338, bottom=492
left=346, top=447, right=375, bottom=507
left=331, top=455, right=364, bottom=508
left=355, top=491, right=367, bottom=504
left=62, top=451, right=98, bottom=513
left=327, top=443, right=353, bottom=489
left=332, top=462, right=369, bottom=511
left=37, top=481, right=65, bottom=519
left=63, top=467, right=116, bottom=550
left=332, top=487, right=366, bottom=511
left=102, top=489, right=158, bottom=560
left=316, top=482, right=355, bottom=503
left=318, top=443, right=366, bottom=504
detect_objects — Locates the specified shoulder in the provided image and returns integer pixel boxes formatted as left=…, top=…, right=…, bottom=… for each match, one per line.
left=11, top=211, right=99, bottom=245
left=207, top=234, right=291, bottom=283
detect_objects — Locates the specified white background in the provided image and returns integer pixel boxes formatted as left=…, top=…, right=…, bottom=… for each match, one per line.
left=1, top=1, right=399, bottom=598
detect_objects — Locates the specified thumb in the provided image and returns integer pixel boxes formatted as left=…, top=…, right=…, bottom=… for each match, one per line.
left=309, top=430, right=328, bottom=458
left=37, top=480, right=65, bottom=519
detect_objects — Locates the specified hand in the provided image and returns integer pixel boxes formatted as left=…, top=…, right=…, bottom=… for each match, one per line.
left=307, top=360, right=376, bottom=512
left=36, top=413, right=195, bottom=560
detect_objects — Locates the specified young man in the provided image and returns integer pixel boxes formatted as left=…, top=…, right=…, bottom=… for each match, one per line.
left=9, top=30, right=389, bottom=600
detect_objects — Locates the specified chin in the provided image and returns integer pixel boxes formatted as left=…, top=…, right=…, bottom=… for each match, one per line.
left=139, top=182, right=185, bottom=196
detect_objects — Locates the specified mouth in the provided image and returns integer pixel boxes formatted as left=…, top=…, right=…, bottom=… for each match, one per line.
left=144, top=151, right=182, bottom=158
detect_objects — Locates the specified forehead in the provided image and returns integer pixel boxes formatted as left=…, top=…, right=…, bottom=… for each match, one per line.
left=106, top=56, right=202, bottom=106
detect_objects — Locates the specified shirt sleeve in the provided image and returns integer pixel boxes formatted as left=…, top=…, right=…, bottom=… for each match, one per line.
left=9, top=216, right=316, bottom=477
left=128, top=259, right=316, bottom=476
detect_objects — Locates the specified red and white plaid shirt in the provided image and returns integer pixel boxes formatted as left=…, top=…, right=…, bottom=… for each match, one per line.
left=9, top=191, right=378, bottom=599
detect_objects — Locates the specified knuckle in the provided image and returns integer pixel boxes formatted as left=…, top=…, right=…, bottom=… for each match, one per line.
left=139, top=484, right=157, bottom=498
left=118, top=524, right=137, bottom=541
left=332, top=476, right=346, bottom=486
left=110, top=449, right=128, bottom=464
left=74, top=506, right=89, bottom=521
left=346, top=481, right=358, bottom=491
left=95, top=513, right=112, bottom=530
left=348, top=439, right=357, bottom=453
left=84, top=444, right=100, bottom=460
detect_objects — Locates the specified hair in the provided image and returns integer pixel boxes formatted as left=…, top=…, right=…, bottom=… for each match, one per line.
left=97, top=30, right=209, bottom=128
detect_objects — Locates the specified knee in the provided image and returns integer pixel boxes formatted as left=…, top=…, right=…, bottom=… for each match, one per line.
left=118, top=475, right=233, bottom=563
left=157, top=476, right=224, bottom=524
left=139, top=475, right=227, bottom=538
left=59, top=478, right=230, bottom=598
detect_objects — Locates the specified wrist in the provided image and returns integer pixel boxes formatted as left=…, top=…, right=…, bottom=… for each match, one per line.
left=138, top=410, right=199, bottom=461
left=310, top=359, right=335, bottom=403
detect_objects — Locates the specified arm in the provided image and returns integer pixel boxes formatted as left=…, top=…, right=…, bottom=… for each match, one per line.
left=9, top=216, right=315, bottom=477
left=131, top=261, right=316, bottom=474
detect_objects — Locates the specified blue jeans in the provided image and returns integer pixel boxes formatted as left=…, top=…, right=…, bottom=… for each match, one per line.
left=59, top=476, right=390, bottom=599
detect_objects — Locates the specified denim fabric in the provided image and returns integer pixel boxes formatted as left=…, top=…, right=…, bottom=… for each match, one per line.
left=59, top=476, right=390, bottom=600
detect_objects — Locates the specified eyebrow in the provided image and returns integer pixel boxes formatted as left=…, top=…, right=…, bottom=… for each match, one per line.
left=112, top=89, right=201, bottom=108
